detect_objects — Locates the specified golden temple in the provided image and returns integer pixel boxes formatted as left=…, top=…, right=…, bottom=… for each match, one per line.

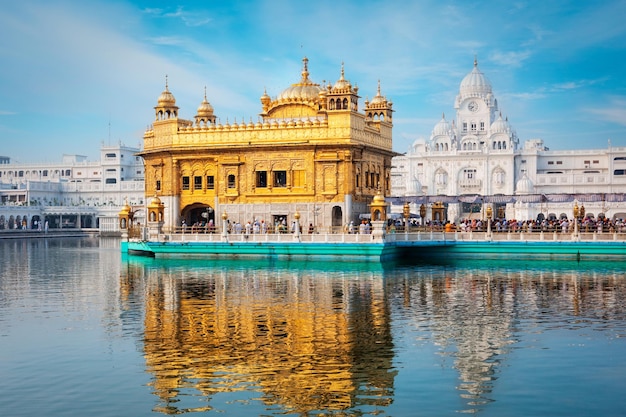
left=140, top=57, right=397, bottom=232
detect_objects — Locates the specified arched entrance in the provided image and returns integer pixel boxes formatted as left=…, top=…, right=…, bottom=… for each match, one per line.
left=332, top=206, right=343, bottom=230
left=182, top=203, right=216, bottom=231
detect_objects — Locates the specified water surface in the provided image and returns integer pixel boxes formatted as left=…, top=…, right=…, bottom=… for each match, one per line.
left=1, top=238, right=625, bottom=416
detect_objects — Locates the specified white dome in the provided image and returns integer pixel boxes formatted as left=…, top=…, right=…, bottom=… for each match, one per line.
left=516, top=174, right=534, bottom=195
left=491, top=114, right=510, bottom=134
left=432, top=114, right=451, bottom=136
left=459, top=59, right=492, bottom=99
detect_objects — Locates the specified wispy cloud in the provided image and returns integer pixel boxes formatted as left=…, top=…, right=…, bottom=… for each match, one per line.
left=489, top=50, right=532, bottom=67
left=143, top=6, right=212, bottom=27
left=586, top=97, right=626, bottom=126
left=550, top=77, right=608, bottom=92
left=0, top=110, right=16, bottom=116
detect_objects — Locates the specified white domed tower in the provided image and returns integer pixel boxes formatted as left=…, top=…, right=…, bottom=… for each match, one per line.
left=454, top=58, right=498, bottom=150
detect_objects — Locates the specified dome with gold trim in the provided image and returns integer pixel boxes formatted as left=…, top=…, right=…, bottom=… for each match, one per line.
left=148, top=195, right=163, bottom=208
left=277, top=57, right=323, bottom=102
left=196, top=88, right=214, bottom=117
left=368, top=81, right=388, bottom=106
left=373, top=192, right=386, bottom=204
left=119, top=200, right=132, bottom=215
left=331, top=63, right=352, bottom=92
left=157, top=77, right=176, bottom=106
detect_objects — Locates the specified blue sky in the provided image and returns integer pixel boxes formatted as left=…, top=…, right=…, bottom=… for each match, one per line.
left=1, top=0, right=625, bottom=162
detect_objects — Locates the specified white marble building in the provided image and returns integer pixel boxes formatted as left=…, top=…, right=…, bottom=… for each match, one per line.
left=0, top=142, right=145, bottom=233
left=391, top=59, right=626, bottom=224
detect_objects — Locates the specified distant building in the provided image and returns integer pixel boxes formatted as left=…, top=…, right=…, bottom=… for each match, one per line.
left=390, top=59, right=626, bottom=223
left=140, top=57, right=397, bottom=232
left=0, top=143, right=145, bottom=232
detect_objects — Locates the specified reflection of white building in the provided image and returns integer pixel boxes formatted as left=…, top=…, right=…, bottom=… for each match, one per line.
left=0, top=142, right=145, bottom=233
left=391, top=59, right=626, bottom=223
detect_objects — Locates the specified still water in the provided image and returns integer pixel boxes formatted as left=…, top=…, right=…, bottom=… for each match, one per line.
left=1, top=237, right=625, bottom=417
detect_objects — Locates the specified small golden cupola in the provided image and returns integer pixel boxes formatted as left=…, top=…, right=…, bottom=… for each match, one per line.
left=154, top=75, right=179, bottom=121
left=118, top=199, right=133, bottom=230
left=369, top=190, right=388, bottom=221
left=195, top=87, right=216, bottom=126
left=260, top=88, right=271, bottom=113
left=147, top=195, right=164, bottom=223
left=327, top=62, right=359, bottom=112
left=364, top=80, right=393, bottom=123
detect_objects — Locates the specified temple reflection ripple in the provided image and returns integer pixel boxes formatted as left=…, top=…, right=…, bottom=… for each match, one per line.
left=119, top=257, right=626, bottom=415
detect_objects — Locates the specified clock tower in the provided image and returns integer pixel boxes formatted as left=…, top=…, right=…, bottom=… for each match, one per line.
left=454, top=58, right=499, bottom=148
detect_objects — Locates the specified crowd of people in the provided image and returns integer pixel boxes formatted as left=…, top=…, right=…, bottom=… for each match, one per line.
left=438, top=216, right=626, bottom=234
left=179, top=216, right=626, bottom=235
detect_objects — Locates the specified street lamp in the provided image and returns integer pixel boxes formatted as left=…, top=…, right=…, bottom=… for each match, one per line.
left=403, top=201, right=410, bottom=234
left=221, top=211, right=228, bottom=239
left=294, top=211, right=301, bottom=237
left=573, top=201, right=580, bottom=237
left=486, top=205, right=493, bottom=237
left=419, top=204, right=426, bottom=227
left=580, top=203, right=585, bottom=233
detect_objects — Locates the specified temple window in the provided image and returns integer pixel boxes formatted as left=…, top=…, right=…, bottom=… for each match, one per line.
left=274, top=171, right=287, bottom=187
left=256, top=171, right=267, bottom=188
left=194, top=176, right=202, bottom=190
left=206, top=176, right=214, bottom=189
left=227, top=175, right=236, bottom=189
left=182, top=176, right=190, bottom=190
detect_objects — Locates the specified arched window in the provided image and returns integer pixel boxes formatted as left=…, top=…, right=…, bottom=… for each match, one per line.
left=227, top=174, right=236, bottom=188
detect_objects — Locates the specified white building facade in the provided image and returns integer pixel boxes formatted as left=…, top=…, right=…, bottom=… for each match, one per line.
left=0, top=142, right=145, bottom=234
left=391, top=59, right=626, bottom=225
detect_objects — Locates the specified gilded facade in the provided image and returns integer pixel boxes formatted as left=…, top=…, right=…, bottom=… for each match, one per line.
left=140, top=58, right=397, bottom=231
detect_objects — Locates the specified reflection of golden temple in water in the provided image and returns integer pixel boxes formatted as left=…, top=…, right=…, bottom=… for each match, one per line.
left=122, top=260, right=396, bottom=414
left=118, top=258, right=625, bottom=415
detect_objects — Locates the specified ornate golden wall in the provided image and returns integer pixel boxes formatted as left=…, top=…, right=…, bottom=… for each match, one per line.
left=140, top=58, right=398, bottom=229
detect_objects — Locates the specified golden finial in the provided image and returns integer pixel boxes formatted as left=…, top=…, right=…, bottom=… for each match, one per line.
left=301, top=56, right=309, bottom=80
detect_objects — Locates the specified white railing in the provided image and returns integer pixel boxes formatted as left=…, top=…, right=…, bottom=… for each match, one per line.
left=150, top=229, right=626, bottom=243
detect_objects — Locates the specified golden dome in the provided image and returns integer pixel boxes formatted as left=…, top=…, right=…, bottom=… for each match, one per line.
left=119, top=199, right=132, bottom=215
left=277, top=57, right=323, bottom=101
left=369, top=80, right=386, bottom=105
left=148, top=195, right=162, bottom=208
left=196, top=88, right=214, bottom=117
left=332, top=63, right=352, bottom=92
left=373, top=192, right=386, bottom=203
left=157, top=76, right=176, bottom=106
